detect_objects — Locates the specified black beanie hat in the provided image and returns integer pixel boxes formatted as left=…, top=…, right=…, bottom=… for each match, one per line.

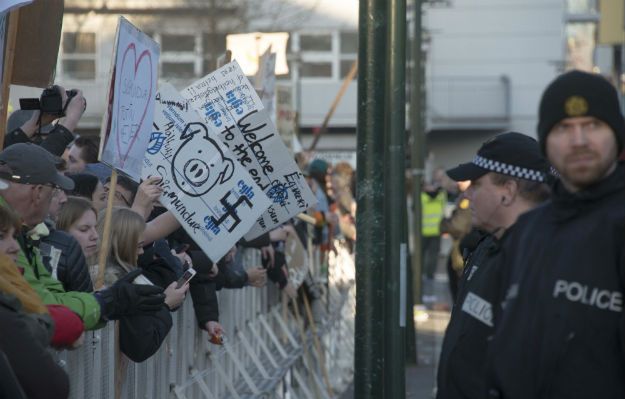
left=537, top=70, right=624, bottom=154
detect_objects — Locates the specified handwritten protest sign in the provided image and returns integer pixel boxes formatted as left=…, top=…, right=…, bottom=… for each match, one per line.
left=101, top=17, right=159, bottom=181
left=142, top=83, right=271, bottom=261
left=182, top=61, right=317, bottom=239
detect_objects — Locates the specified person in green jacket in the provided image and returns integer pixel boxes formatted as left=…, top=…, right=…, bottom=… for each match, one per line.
left=0, top=143, right=165, bottom=329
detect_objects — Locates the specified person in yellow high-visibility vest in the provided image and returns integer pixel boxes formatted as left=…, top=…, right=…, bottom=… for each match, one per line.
left=421, top=180, right=447, bottom=279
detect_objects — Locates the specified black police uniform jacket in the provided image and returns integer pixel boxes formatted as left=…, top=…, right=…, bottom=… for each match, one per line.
left=437, top=234, right=504, bottom=399
left=487, top=163, right=625, bottom=399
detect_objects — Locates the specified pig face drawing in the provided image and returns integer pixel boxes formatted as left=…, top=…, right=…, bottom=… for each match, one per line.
left=171, top=122, right=235, bottom=197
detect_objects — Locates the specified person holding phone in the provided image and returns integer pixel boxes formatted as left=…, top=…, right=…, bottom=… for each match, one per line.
left=97, top=207, right=189, bottom=362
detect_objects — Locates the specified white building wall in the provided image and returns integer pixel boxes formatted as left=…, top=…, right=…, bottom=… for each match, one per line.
left=425, top=0, right=566, bottom=170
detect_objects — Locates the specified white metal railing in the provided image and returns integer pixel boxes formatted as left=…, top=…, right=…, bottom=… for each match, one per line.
left=57, top=244, right=355, bottom=398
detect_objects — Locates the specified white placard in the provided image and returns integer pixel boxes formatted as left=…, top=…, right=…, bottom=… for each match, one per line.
left=100, top=17, right=160, bottom=181
left=142, top=83, right=271, bottom=261
left=226, top=32, right=289, bottom=76
left=0, top=0, right=32, bottom=14
left=182, top=61, right=317, bottom=239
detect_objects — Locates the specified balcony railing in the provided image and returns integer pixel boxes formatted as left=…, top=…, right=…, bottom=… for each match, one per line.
left=427, top=75, right=511, bottom=130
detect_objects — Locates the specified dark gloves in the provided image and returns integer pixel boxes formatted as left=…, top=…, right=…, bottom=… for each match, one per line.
left=95, top=269, right=165, bottom=320
left=262, top=251, right=288, bottom=289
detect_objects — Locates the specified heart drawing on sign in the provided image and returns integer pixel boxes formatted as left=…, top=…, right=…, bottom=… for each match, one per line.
left=115, top=43, right=153, bottom=167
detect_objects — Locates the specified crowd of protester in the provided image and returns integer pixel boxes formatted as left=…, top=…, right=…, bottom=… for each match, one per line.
left=0, top=85, right=357, bottom=398
left=3, top=58, right=621, bottom=399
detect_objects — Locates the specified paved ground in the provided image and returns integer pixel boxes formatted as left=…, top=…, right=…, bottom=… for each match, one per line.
left=341, top=255, right=453, bottom=398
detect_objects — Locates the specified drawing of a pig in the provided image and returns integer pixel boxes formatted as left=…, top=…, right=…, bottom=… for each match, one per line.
left=171, top=122, right=235, bottom=197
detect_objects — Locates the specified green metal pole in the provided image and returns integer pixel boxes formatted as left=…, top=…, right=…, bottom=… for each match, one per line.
left=404, top=204, right=417, bottom=364
left=354, top=0, right=387, bottom=397
left=384, top=0, right=407, bottom=395
left=410, top=0, right=424, bottom=306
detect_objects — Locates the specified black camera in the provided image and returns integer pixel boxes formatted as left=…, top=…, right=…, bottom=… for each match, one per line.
left=19, top=86, right=81, bottom=117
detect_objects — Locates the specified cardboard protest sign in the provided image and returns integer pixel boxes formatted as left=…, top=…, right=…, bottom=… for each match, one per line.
left=142, top=82, right=271, bottom=261
left=255, top=48, right=276, bottom=116
left=284, top=234, right=308, bottom=289
left=275, top=83, right=297, bottom=151
left=10, top=0, right=62, bottom=88
left=182, top=61, right=317, bottom=239
left=101, top=17, right=159, bottom=181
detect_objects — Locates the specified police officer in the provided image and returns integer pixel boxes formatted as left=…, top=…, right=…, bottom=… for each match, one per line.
left=487, top=70, right=625, bottom=398
left=436, top=132, right=551, bottom=399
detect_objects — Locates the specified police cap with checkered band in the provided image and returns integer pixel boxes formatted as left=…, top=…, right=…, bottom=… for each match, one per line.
left=446, top=132, right=550, bottom=183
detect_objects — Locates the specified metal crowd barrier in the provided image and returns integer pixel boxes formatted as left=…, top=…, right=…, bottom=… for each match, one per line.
left=57, top=244, right=356, bottom=399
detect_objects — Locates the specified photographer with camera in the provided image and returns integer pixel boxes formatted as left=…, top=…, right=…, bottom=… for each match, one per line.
left=5, top=85, right=86, bottom=157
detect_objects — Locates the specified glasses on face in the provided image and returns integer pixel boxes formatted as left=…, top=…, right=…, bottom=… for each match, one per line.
left=39, top=183, right=62, bottom=196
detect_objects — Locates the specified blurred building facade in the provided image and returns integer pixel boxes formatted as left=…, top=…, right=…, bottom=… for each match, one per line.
left=8, top=0, right=359, bottom=164
left=7, top=0, right=619, bottom=171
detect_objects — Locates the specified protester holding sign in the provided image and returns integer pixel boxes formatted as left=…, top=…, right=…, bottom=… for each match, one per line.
left=97, top=207, right=186, bottom=362
left=0, top=143, right=166, bottom=330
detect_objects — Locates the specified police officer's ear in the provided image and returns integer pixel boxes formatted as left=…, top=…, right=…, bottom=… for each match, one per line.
left=501, top=178, right=519, bottom=206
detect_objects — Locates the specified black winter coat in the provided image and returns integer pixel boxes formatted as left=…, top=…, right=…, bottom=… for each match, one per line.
left=143, top=211, right=221, bottom=329
left=109, top=264, right=172, bottom=363
left=0, top=292, right=69, bottom=399
left=4, top=125, right=74, bottom=157
left=119, top=307, right=172, bottom=363
left=488, top=164, right=625, bottom=399
left=188, top=250, right=219, bottom=327
left=39, top=229, right=93, bottom=293
left=437, top=234, right=501, bottom=399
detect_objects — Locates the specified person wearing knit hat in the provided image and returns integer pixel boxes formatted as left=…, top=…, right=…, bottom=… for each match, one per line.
left=537, top=69, right=623, bottom=191
left=487, top=71, right=625, bottom=398
left=436, top=132, right=551, bottom=399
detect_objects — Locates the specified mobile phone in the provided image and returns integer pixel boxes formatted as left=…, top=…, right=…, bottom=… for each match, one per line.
left=176, top=267, right=196, bottom=288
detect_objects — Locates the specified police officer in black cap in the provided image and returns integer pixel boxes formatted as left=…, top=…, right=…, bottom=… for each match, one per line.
left=487, top=70, right=625, bottom=398
left=436, top=132, right=551, bottom=399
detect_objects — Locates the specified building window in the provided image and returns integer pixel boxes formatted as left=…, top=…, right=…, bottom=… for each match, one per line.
left=339, top=31, right=357, bottom=79
left=301, top=62, right=333, bottom=78
left=61, top=32, right=96, bottom=80
left=202, top=33, right=227, bottom=75
left=296, top=32, right=335, bottom=79
left=158, top=33, right=200, bottom=80
left=294, top=31, right=358, bottom=80
left=566, top=0, right=597, bottom=14
left=162, top=34, right=195, bottom=52
left=300, top=34, right=332, bottom=52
